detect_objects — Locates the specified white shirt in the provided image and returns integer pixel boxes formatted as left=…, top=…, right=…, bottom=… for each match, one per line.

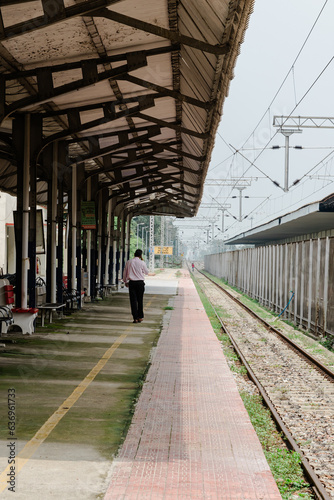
left=123, top=257, right=149, bottom=283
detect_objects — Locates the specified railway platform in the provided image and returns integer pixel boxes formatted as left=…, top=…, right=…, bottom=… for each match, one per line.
left=0, top=269, right=281, bottom=499
left=104, top=271, right=281, bottom=500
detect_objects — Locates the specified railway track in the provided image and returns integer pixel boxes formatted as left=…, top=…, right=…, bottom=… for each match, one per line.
left=192, top=267, right=334, bottom=500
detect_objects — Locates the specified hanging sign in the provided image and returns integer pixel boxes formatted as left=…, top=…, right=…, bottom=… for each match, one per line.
left=154, top=246, right=173, bottom=255
left=81, top=201, right=96, bottom=229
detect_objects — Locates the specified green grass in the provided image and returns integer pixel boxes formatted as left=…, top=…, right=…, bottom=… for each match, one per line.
left=241, top=392, right=312, bottom=499
left=320, top=336, right=334, bottom=352
left=190, top=272, right=314, bottom=499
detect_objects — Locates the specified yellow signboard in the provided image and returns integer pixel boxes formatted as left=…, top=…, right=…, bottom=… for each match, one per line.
left=154, top=246, right=173, bottom=255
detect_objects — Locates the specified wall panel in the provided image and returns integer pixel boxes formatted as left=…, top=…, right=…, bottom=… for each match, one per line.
left=204, top=237, right=334, bottom=337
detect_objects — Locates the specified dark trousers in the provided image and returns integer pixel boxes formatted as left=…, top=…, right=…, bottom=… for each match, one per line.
left=128, top=280, right=145, bottom=320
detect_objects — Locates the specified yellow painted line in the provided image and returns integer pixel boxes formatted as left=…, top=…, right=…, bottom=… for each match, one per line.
left=0, top=333, right=128, bottom=493
left=0, top=297, right=156, bottom=493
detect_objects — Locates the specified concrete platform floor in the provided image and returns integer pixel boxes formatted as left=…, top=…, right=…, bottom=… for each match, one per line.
left=0, top=269, right=281, bottom=499
left=0, top=270, right=177, bottom=499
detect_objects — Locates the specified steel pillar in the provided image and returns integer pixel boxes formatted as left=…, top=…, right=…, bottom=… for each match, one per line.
left=97, top=192, right=103, bottom=287
left=13, top=114, right=42, bottom=310
left=86, top=177, right=92, bottom=299
left=56, top=151, right=65, bottom=305
left=115, top=215, right=120, bottom=286
left=104, top=192, right=112, bottom=286
left=71, top=165, right=77, bottom=292
left=28, top=115, right=42, bottom=309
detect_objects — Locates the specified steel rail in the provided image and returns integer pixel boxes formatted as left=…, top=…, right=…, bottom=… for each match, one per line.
left=192, top=267, right=331, bottom=500
left=196, top=268, right=334, bottom=382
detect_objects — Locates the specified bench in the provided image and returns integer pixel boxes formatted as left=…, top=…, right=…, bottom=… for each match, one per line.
left=102, top=284, right=114, bottom=296
left=0, top=306, right=14, bottom=334
left=62, top=288, right=84, bottom=311
left=38, top=303, right=66, bottom=327
left=11, top=307, right=39, bottom=335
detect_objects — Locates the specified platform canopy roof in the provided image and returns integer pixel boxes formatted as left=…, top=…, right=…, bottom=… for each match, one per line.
left=0, top=0, right=253, bottom=217
left=226, top=193, right=334, bottom=245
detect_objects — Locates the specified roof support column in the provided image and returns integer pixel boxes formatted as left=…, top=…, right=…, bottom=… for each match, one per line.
left=46, top=156, right=53, bottom=303
left=28, top=114, right=42, bottom=309
left=13, top=114, right=34, bottom=309
left=76, top=165, right=84, bottom=306
left=56, top=151, right=65, bottom=305
left=50, top=142, right=58, bottom=304
left=97, top=191, right=103, bottom=288
left=104, top=191, right=112, bottom=286
left=90, top=176, right=98, bottom=300
left=71, top=164, right=77, bottom=293
left=111, top=216, right=117, bottom=286
left=86, top=177, right=92, bottom=300
left=21, top=114, right=30, bottom=309
left=115, top=215, right=120, bottom=288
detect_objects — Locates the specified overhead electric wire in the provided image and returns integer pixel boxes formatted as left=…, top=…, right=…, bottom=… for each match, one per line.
left=240, top=146, right=334, bottom=151
left=289, top=149, right=334, bottom=188
left=219, top=50, right=334, bottom=208
left=213, top=0, right=331, bottom=210
left=240, top=0, right=329, bottom=149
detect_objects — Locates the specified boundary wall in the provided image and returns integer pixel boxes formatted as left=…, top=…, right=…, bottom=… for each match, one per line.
left=204, top=237, right=334, bottom=337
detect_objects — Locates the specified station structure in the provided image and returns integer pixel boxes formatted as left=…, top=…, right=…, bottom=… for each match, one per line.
left=205, top=193, right=334, bottom=337
left=0, top=3, right=317, bottom=499
left=0, top=0, right=254, bottom=332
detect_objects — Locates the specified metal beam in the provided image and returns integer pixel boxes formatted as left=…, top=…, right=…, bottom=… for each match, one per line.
left=92, top=9, right=230, bottom=56
left=273, top=115, right=334, bottom=129
left=36, top=94, right=161, bottom=119
left=4, top=45, right=175, bottom=82
left=136, top=113, right=208, bottom=139
left=115, top=179, right=198, bottom=203
left=65, top=123, right=162, bottom=145
left=0, top=0, right=122, bottom=40
left=67, top=125, right=161, bottom=165
left=119, top=74, right=210, bottom=109
left=147, top=139, right=205, bottom=161
left=124, top=195, right=194, bottom=216
left=39, top=96, right=155, bottom=153
left=81, top=146, right=193, bottom=183
left=2, top=55, right=148, bottom=120
left=102, top=164, right=165, bottom=188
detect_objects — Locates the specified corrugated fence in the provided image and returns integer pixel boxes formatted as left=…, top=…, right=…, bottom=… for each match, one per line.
left=204, top=237, right=334, bottom=337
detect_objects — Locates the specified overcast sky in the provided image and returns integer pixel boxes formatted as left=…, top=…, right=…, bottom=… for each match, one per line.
left=176, top=0, right=334, bottom=244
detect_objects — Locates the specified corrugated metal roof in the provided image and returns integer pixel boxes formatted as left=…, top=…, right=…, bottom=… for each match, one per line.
left=0, top=0, right=254, bottom=216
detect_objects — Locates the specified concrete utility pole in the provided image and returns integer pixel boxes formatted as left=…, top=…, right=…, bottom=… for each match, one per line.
left=278, top=129, right=302, bottom=192
left=235, top=187, right=246, bottom=222
left=271, top=116, right=334, bottom=191
left=202, top=200, right=231, bottom=234
left=142, top=226, right=148, bottom=257
left=219, top=207, right=229, bottom=233
left=136, top=222, right=144, bottom=248
left=149, top=216, right=154, bottom=272
left=160, top=216, right=164, bottom=268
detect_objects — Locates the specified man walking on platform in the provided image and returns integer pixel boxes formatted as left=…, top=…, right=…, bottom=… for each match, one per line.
left=123, top=249, right=149, bottom=323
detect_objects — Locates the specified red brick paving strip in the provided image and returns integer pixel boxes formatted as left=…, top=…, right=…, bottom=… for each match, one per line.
left=104, top=274, right=282, bottom=499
